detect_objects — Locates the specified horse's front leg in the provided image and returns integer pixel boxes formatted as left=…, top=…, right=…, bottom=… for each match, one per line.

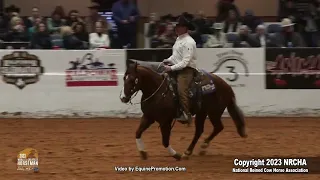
left=160, top=122, right=182, bottom=161
left=136, top=115, right=154, bottom=160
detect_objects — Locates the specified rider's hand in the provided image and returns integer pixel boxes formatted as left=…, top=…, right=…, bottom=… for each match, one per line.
left=163, top=59, right=172, bottom=65
left=163, top=65, right=172, bottom=72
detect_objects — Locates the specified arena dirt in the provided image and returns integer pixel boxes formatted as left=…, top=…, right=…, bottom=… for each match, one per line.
left=0, top=117, right=319, bottom=180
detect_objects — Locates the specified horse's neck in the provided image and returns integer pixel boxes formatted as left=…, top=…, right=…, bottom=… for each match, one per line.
left=139, top=68, right=163, bottom=96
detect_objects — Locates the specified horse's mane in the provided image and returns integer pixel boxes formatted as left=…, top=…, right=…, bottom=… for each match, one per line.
left=136, top=65, right=163, bottom=80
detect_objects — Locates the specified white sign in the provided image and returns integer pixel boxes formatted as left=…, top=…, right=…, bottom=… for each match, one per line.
left=0, top=50, right=128, bottom=118
left=0, top=48, right=318, bottom=118
left=197, top=48, right=320, bottom=116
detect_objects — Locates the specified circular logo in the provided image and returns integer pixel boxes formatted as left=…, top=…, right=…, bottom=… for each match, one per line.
left=212, top=58, right=249, bottom=87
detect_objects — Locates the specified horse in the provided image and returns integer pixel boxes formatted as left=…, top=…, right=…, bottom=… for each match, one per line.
left=120, top=60, right=247, bottom=160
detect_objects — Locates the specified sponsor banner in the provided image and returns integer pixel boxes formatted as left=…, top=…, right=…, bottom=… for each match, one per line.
left=0, top=50, right=128, bottom=118
left=198, top=48, right=264, bottom=88
left=65, top=52, right=118, bottom=87
left=266, top=48, right=320, bottom=89
left=0, top=51, right=45, bottom=89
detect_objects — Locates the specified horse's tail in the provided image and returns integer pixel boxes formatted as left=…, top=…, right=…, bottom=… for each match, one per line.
left=227, top=97, right=248, bottom=138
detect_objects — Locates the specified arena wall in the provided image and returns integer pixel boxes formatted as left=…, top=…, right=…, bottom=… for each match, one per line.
left=0, top=48, right=318, bottom=118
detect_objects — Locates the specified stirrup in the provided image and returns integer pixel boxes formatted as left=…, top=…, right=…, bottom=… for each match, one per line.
left=177, top=112, right=192, bottom=125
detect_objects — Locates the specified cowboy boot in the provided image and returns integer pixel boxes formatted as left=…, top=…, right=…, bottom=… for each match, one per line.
left=177, top=111, right=192, bottom=125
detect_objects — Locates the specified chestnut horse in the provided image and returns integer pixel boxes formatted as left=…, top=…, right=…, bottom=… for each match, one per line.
left=120, top=60, right=247, bottom=160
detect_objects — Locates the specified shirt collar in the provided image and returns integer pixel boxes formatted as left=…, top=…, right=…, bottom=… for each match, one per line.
left=177, top=33, right=189, bottom=40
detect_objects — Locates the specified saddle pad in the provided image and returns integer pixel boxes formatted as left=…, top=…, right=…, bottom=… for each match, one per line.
left=200, top=70, right=216, bottom=94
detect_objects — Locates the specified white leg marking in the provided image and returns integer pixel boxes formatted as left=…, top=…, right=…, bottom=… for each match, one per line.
left=167, top=145, right=176, bottom=156
left=136, top=138, right=145, bottom=151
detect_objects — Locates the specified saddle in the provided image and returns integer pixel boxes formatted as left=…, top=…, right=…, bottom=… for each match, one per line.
left=166, top=68, right=216, bottom=117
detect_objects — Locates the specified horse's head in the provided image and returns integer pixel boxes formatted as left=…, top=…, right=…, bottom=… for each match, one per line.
left=120, top=61, right=141, bottom=103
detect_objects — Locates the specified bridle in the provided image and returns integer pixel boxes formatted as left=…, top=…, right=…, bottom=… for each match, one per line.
left=120, top=71, right=168, bottom=105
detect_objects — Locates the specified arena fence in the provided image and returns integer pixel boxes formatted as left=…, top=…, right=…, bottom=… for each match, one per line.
left=0, top=48, right=318, bottom=118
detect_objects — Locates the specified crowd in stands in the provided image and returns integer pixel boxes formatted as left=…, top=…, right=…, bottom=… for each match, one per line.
left=0, top=0, right=319, bottom=49
left=0, top=0, right=139, bottom=49
left=147, top=0, right=320, bottom=48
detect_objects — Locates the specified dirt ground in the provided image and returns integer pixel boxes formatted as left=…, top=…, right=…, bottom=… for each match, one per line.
left=0, top=117, right=319, bottom=180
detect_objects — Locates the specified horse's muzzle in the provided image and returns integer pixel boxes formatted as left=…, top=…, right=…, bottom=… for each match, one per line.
left=120, top=96, right=130, bottom=103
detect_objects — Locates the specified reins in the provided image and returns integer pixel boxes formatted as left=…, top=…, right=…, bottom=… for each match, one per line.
left=121, top=64, right=177, bottom=130
left=121, top=73, right=167, bottom=105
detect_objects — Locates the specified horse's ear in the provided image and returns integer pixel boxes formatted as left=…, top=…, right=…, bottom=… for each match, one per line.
left=134, top=61, right=138, bottom=72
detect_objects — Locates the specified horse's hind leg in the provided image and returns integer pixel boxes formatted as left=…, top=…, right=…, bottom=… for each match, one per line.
left=160, top=121, right=182, bottom=161
left=136, top=115, right=154, bottom=160
left=182, top=109, right=207, bottom=159
left=200, top=106, right=225, bottom=155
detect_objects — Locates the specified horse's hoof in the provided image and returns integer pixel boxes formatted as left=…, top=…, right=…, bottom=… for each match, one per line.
left=200, top=142, right=209, bottom=149
left=199, top=150, right=207, bottom=156
left=238, top=127, right=248, bottom=138
left=139, top=151, right=148, bottom=160
left=181, top=153, right=190, bottom=160
left=172, top=153, right=182, bottom=161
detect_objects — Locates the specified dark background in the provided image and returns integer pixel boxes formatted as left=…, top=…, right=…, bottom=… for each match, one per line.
left=92, top=0, right=137, bottom=11
left=126, top=48, right=171, bottom=67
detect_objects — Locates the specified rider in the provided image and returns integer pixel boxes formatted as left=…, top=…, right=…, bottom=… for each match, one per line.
left=163, top=15, right=197, bottom=125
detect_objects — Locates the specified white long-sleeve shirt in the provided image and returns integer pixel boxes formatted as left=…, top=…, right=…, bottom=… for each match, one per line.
left=89, top=33, right=110, bottom=49
left=167, top=33, right=197, bottom=71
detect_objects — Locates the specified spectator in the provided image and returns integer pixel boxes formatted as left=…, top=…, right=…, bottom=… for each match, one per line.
left=0, top=13, right=8, bottom=39
left=66, top=10, right=84, bottom=28
left=156, top=23, right=175, bottom=48
left=193, top=11, right=211, bottom=35
left=157, top=14, right=175, bottom=37
left=223, top=10, right=241, bottom=33
left=233, top=25, right=259, bottom=47
left=112, top=0, right=140, bottom=48
left=51, top=29, right=64, bottom=48
left=242, top=9, right=261, bottom=33
left=5, top=16, right=29, bottom=42
left=272, top=18, right=305, bottom=47
left=89, top=21, right=110, bottom=49
left=190, top=11, right=210, bottom=46
left=252, top=24, right=274, bottom=47
left=28, top=17, right=42, bottom=37
left=216, top=0, right=240, bottom=22
left=85, top=2, right=109, bottom=33
left=278, top=0, right=297, bottom=22
left=203, top=23, right=228, bottom=48
left=47, top=7, right=66, bottom=33
left=300, top=2, right=320, bottom=47
left=30, top=22, right=52, bottom=49
left=74, top=22, right=89, bottom=43
left=26, top=7, right=42, bottom=28
left=146, top=13, right=159, bottom=40
left=61, top=26, right=84, bottom=49
left=4, top=5, right=20, bottom=20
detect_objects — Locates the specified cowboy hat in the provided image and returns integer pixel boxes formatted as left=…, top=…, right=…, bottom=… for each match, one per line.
left=5, top=5, right=20, bottom=13
left=175, top=15, right=195, bottom=31
left=281, top=18, right=295, bottom=27
left=88, top=2, right=100, bottom=9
